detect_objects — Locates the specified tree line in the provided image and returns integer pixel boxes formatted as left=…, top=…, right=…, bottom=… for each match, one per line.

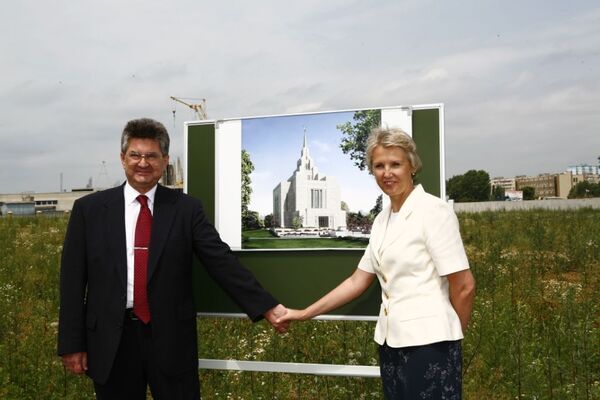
left=447, top=169, right=600, bottom=202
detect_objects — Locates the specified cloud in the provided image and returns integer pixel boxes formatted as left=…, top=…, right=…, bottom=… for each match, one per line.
left=0, top=1, right=599, bottom=193
left=285, top=102, right=325, bottom=114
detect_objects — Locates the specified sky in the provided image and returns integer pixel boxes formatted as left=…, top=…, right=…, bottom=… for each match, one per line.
left=1, top=1, right=599, bottom=194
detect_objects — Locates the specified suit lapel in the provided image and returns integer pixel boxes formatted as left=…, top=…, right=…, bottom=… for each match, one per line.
left=370, top=205, right=391, bottom=266
left=379, top=185, right=423, bottom=255
left=105, top=186, right=127, bottom=291
left=147, top=185, right=177, bottom=282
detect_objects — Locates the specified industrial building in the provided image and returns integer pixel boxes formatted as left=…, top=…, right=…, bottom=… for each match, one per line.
left=0, top=158, right=183, bottom=216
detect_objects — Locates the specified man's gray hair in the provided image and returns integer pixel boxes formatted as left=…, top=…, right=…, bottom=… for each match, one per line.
left=120, top=118, right=170, bottom=155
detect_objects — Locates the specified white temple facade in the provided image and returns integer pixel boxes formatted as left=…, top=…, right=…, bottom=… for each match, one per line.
left=273, top=132, right=347, bottom=229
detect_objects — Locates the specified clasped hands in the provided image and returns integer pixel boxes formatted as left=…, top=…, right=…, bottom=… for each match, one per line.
left=263, top=304, right=306, bottom=334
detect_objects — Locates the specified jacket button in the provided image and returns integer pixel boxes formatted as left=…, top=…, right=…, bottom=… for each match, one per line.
left=384, top=308, right=388, bottom=316
left=381, top=274, right=387, bottom=283
left=384, top=292, right=389, bottom=299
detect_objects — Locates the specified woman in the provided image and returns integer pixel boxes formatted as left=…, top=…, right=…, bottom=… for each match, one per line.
left=277, top=127, right=475, bottom=399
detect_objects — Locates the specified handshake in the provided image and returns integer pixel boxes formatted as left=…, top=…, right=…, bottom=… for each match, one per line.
left=263, top=304, right=306, bottom=334
left=261, top=268, right=373, bottom=333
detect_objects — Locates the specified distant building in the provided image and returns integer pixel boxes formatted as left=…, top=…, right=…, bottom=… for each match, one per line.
left=515, top=174, right=557, bottom=199
left=273, top=133, right=346, bottom=229
left=0, top=190, right=93, bottom=215
left=571, top=173, right=599, bottom=185
left=556, top=172, right=573, bottom=198
left=175, top=157, right=184, bottom=186
left=160, top=157, right=184, bottom=188
left=490, top=177, right=516, bottom=191
left=567, top=164, right=599, bottom=175
left=493, top=166, right=600, bottom=199
left=566, top=162, right=600, bottom=195
left=161, top=164, right=175, bottom=186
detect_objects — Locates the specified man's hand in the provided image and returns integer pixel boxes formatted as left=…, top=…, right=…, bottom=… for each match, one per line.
left=62, top=352, right=88, bottom=374
left=275, top=308, right=307, bottom=324
left=264, top=304, right=290, bottom=333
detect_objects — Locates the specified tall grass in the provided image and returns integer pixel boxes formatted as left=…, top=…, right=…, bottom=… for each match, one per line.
left=0, top=210, right=598, bottom=399
left=459, top=210, right=599, bottom=399
left=0, top=215, right=95, bottom=399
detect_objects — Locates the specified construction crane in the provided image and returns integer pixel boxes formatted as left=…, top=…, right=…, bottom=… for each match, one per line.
left=170, top=96, right=208, bottom=120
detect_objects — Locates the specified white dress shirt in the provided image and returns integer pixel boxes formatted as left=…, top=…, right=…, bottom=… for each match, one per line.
left=358, top=184, right=469, bottom=348
left=124, top=183, right=157, bottom=308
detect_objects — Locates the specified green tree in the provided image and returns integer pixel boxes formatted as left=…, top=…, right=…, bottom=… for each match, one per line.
left=522, top=186, right=536, bottom=200
left=241, top=149, right=254, bottom=215
left=446, top=170, right=491, bottom=202
left=568, top=181, right=600, bottom=198
left=340, top=201, right=350, bottom=212
left=263, top=214, right=274, bottom=228
left=370, top=194, right=383, bottom=217
left=337, top=109, right=381, bottom=171
left=446, top=175, right=463, bottom=201
left=346, top=211, right=372, bottom=232
left=241, top=149, right=257, bottom=230
left=490, top=185, right=506, bottom=201
left=242, top=210, right=264, bottom=230
left=292, top=215, right=303, bottom=229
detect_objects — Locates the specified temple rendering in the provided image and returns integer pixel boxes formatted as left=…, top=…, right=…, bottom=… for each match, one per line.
left=272, top=131, right=347, bottom=229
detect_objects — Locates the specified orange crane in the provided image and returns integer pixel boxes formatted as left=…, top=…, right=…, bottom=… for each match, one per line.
left=170, top=96, right=208, bottom=120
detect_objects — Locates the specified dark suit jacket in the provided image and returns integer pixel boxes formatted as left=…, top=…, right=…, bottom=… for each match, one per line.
left=58, top=184, right=278, bottom=384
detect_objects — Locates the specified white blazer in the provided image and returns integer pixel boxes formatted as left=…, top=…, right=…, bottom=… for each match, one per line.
left=358, top=185, right=469, bottom=348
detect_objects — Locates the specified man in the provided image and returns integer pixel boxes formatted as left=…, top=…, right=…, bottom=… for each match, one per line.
left=58, top=118, right=288, bottom=399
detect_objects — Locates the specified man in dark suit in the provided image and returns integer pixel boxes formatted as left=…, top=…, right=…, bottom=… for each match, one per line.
left=58, top=118, right=288, bottom=399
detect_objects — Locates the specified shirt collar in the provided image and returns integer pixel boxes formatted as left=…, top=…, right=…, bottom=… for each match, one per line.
left=124, top=182, right=157, bottom=207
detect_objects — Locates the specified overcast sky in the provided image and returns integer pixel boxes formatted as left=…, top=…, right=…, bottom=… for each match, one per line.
left=1, top=1, right=599, bottom=194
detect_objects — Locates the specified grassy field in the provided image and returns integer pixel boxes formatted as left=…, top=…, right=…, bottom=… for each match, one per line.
left=0, top=210, right=598, bottom=399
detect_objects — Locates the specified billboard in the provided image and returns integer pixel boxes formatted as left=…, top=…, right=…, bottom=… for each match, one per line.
left=185, top=104, right=444, bottom=316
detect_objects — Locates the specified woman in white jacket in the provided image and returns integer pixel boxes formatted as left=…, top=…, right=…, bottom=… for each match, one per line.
left=278, top=127, right=475, bottom=399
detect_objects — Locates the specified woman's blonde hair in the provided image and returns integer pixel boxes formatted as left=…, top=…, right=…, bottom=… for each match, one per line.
left=365, top=127, right=422, bottom=175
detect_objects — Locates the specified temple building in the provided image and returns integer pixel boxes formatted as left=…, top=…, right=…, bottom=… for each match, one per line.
left=272, top=131, right=346, bottom=229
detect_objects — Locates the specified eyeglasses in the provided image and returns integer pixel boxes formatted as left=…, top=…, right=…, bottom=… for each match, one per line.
left=126, top=151, right=163, bottom=164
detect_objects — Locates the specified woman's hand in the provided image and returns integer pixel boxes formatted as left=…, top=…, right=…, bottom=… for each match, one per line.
left=276, top=269, right=375, bottom=326
left=276, top=308, right=307, bottom=325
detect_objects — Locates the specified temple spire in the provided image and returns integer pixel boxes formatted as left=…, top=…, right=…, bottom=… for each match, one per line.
left=303, top=126, right=307, bottom=149
left=300, top=126, right=309, bottom=158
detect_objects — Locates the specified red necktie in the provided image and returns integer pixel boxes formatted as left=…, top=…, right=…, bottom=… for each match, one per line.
left=134, top=195, right=152, bottom=323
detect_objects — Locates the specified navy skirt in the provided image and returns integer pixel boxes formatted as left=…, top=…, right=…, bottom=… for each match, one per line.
left=379, top=340, right=462, bottom=399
